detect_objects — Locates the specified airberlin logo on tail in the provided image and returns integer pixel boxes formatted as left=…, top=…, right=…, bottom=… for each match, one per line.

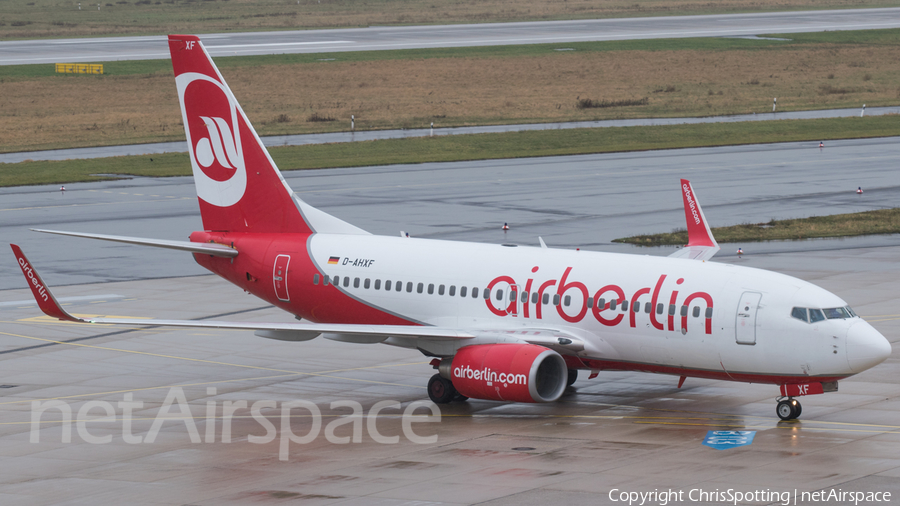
left=176, top=72, right=247, bottom=208
left=17, top=257, right=48, bottom=302
left=194, top=116, right=240, bottom=170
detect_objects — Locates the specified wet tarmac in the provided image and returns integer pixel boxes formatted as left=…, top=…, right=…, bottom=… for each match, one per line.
left=2, top=138, right=900, bottom=504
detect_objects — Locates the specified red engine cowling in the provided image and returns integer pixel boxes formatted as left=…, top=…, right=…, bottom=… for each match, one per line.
left=449, top=343, right=567, bottom=403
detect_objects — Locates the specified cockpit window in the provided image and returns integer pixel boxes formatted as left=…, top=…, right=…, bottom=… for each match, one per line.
left=823, top=307, right=851, bottom=319
left=846, top=306, right=857, bottom=318
left=791, top=307, right=808, bottom=323
left=809, top=308, right=826, bottom=323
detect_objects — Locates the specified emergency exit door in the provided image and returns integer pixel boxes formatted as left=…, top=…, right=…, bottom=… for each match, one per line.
left=735, top=291, right=761, bottom=345
left=273, top=254, right=291, bottom=302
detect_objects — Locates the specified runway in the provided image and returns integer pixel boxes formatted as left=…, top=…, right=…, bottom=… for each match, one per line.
left=1, top=139, right=900, bottom=504
left=2, top=8, right=900, bottom=65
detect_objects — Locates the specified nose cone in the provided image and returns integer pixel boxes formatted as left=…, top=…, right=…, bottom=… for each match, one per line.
left=846, top=321, right=892, bottom=373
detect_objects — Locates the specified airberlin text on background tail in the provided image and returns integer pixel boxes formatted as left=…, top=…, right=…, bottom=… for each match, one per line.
left=11, top=35, right=892, bottom=421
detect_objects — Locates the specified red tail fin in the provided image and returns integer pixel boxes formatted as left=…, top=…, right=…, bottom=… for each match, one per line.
left=169, top=35, right=336, bottom=234
left=679, top=179, right=717, bottom=248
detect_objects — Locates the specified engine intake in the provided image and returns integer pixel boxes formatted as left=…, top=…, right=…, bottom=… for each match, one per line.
left=449, top=343, right=567, bottom=403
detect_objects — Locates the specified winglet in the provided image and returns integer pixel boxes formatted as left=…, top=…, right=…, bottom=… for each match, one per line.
left=10, top=244, right=86, bottom=322
left=680, top=179, right=717, bottom=248
left=668, top=180, right=720, bottom=261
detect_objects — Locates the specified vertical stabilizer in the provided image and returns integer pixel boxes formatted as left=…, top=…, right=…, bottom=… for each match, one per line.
left=168, top=35, right=367, bottom=235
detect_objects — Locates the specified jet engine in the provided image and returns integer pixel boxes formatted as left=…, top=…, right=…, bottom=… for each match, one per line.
left=447, top=343, right=568, bottom=403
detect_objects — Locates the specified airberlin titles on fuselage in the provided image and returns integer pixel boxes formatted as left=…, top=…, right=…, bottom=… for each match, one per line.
left=483, top=267, right=714, bottom=333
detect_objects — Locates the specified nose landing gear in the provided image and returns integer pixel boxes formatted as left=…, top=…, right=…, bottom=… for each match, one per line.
left=776, top=397, right=802, bottom=420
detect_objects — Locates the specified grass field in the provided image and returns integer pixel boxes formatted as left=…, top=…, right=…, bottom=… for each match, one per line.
left=614, top=209, right=900, bottom=245
left=2, top=0, right=896, bottom=40
left=3, top=28, right=900, bottom=153
left=2, top=115, right=898, bottom=187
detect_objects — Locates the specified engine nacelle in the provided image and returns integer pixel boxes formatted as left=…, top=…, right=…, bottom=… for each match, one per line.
left=449, top=343, right=567, bottom=403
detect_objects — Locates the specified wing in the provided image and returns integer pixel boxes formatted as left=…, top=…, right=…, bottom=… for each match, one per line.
left=668, top=179, right=720, bottom=261
left=11, top=244, right=589, bottom=354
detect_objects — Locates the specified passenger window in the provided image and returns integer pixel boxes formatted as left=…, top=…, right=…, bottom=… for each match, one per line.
left=313, top=274, right=320, bottom=285
left=323, top=275, right=330, bottom=286
left=520, top=291, right=528, bottom=303
left=693, top=306, right=700, bottom=318
left=496, top=289, right=503, bottom=300
left=460, top=286, right=467, bottom=297
left=332, top=276, right=340, bottom=286
left=417, top=283, right=424, bottom=294
left=396, top=281, right=402, bottom=292
left=449, top=285, right=456, bottom=296
left=609, top=299, right=617, bottom=310
left=598, top=298, right=606, bottom=309
left=439, top=284, right=445, bottom=295
left=375, top=279, right=381, bottom=290
left=657, top=303, right=664, bottom=314
left=483, top=289, right=490, bottom=300
left=645, top=302, right=652, bottom=314
left=510, top=290, right=517, bottom=301
left=680, top=306, right=688, bottom=317
left=668, top=304, right=676, bottom=315
left=633, top=303, right=640, bottom=313
left=353, top=277, right=360, bottom=288
left=553, top=294, right=561, bottom=306
left=564, top=295, right=571, bottom=306
left=343, top=277, right=350, bottom=288
left=406, top=282, right=413, bottom=293
left=587, top=297, right=593, bottom=308
left=385, top=280, right=391, bottom=290
left=621, top=300, right=628, bottom=312
left=472, top=288, right=479, bottom=298
left=705, top=307, right=713, bottom=318
left=543, top=293, right=550, bottom=305
left=427, top=283, right=434, bottom=295
left=791, top=307, right=808, bottom=322
left=809, top=308, right=825, bottom=323
left=532, top=292, right=539, bottom=304
left=364, top=278, right=371, bottom=289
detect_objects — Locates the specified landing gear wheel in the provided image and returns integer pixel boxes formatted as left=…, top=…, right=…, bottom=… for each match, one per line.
left=566, top=369, right=578, bottom=387
left=776, top=399, right=801, bottom=420
left=428, top=374, right=456, bottom=404
left=776, top=400, right=794, bottom=420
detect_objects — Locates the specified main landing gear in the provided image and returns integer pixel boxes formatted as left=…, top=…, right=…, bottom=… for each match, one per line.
left=776, top=397, right=802, bottom=420
left=427, top=374, right=467, bottom=404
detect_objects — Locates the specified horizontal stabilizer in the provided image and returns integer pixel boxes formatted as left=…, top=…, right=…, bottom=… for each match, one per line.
left=31, top=228, right=238, bottom=258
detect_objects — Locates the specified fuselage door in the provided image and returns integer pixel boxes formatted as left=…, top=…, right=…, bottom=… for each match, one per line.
left=735, top=291, right=762, bottom=345
left=273, top=254, right=291, bottom=302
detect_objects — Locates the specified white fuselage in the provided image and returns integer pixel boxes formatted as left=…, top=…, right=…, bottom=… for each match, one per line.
left=304, top=234, right=883, bottom=383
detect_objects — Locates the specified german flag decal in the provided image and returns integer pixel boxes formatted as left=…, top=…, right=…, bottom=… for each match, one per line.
left=328, top=256, right=340, bottom=265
